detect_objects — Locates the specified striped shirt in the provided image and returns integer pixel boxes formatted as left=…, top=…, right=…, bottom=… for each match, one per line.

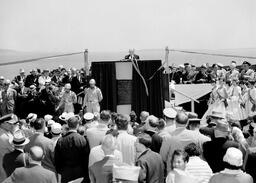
left=186, top=156, right=213, bottom=183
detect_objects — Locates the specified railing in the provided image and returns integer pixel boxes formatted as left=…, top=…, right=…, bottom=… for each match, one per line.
left=171, top=88, right=199, bottom=112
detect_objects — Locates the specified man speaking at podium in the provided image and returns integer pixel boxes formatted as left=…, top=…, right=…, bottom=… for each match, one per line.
left=83, top=79, right=103, bottom=113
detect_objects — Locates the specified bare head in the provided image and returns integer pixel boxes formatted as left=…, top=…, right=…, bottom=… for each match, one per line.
left=175, top=111, right=189, bottom=127
left=140, top=111, right=149, bottom=122
left=101, top=134, right=117, bottom=156
left=29, top=146, right=44, bottom=162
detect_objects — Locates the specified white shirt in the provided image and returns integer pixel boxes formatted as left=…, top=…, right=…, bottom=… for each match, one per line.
left=116, top=130, right=137, bottom=165
left=88, top=145, right=123, bottom=167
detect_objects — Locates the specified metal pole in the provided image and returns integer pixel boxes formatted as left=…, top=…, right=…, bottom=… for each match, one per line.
left=84, top=49, right=89, bottom=76
left=191, top=100, right=195, bottom=112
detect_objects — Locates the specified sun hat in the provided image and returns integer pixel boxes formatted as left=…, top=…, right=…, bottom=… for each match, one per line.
left=27, top=113, right=37, bottom=123
left=83, top=112, right=94, bottom=121
left=215, top=120, right=231, bottom=132
left=44, top=114, right=53, bottom=122
left=0, top=114, right=18, bottom=124
left=223, top=147, right=243, bottom=167
left=163, top=108, right=177, bottom=119
left=51, top=122, right=62, bottom=135
left=11, top=130, right=30, bottom=147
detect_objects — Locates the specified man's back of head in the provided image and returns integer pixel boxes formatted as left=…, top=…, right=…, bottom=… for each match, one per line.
left=67, top=116, right=79, bottom=130
left=115, top=114, right=128, bottom=131
left=29, top=146, right=44, bottom=162
left=175, top=111, right=189, bottom=126
left=100, top=110, right=111, bottom=123
left=140, top=111, right=149, bottom=122
left=101, top=134, right=117, bottom=155
left=33, top=118, right=46, bottom=131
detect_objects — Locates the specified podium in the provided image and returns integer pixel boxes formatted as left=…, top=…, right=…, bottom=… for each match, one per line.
left=91, top=60, right=165, bottom=117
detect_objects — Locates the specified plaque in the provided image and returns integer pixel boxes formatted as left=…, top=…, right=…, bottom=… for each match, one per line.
left=117, top=80, right=132, bottom=105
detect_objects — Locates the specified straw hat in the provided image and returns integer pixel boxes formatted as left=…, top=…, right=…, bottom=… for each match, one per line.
left=209, top=110, right=225, bottom=119
left=27, top=113, right=37, bottom=123
left=223, top=147, right=243, bottom=167
left=51, top=123, right=62, bottom=135
left=215, top=120, right=231, bottom=132
left=11, top=130, right=30, bottom=147
left=163, top=108, right=177, bottom=119
left=44, top=114, right=53, bottom=122
left=0, top=114, right=18, bottom=124
left=83, top=112, right=94, bottom=121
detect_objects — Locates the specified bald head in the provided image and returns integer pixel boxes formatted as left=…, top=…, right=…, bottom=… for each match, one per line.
left=29, top=146, right=44, bottom=162
left=101, top=134, right=117, bottom=155
left=175, top=111, right=189, bottom=125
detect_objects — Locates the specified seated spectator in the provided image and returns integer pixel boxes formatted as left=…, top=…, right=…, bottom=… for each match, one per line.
left=184, top=143, right=212, bottom=183
left=135, top=133, right=165, bottom=183
left=3, top=146, right=57, bottom=183
left=209, top=147, right=253, bottom=183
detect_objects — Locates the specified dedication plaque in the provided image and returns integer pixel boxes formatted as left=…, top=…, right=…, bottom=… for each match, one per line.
left=117, top=80, right=132, bottom=105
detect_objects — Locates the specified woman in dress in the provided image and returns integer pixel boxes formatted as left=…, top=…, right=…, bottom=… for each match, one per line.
left=245, top=80, right=256, bottom=118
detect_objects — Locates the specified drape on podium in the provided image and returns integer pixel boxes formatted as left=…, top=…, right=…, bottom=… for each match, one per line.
left=91, top=62, right=117, bottom=112
left=132, top=60, right=164, bottom=117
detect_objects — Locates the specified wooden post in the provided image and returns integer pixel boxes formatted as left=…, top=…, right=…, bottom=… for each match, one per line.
left=191, top=100, right=195, bottom=112
left=84, top=49, right=89, bottom=76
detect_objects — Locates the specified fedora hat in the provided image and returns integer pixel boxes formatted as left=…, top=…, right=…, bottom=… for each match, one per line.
left=215, top=120, right=231, bottom=132
left=209, top=110, right=225, bottom=119
left=11, top=130, right=30, bottom=147
left=0, top=114, right=18, bottom=124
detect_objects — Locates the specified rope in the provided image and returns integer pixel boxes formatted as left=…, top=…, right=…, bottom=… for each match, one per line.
left=0, top=51, right=84, bottom=66
left=169, top=49, right=256, bottom=59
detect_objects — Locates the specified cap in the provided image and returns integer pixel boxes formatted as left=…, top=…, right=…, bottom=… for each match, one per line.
left=113, top=164, right=141, bottom=181
left=83, top=112, right=94, bottom=121
left=11, top=130, right=30, bottom=147
left=0, top=114, right=18, bottom=124
left=215, top=120, right=231, bottom=132
left=163, top=108, right=177, bottom=119
left=223, top=147, right=243, bottom=167
left=242, top=61, right=251, bottom=66
left=44, top=114, right=53, bottom=122
left=51, top=122, right=62, bottom=135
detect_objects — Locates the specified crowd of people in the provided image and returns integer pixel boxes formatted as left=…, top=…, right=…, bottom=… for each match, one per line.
left=0, top=61, right=255, bottom=183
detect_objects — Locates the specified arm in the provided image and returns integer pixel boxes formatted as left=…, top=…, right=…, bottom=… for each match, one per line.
left=97, top=88, right=103, bottom=102
left=136, top=160, right=147, bottom=183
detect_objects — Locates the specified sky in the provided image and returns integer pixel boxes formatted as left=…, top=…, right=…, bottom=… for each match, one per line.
left=0, top=0, right=256, bottom=53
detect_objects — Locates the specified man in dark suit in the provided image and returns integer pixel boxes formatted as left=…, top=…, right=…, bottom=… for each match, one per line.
left=89, top=134, right=125, bottom=183
left=24, top=69, right=38, bottom=88
left=3, top=130, right=29, bottom=177
left=14, top=69, right=26, bottom=85
left=24, top=118, right=56, bottom=174
left=15, top=81, right=29, bottom=118
left=203, top=120, right=239, bottom=173
left=135, top=133, right=165, bottom=183
left=55, top=116, right=89, bottom=183
left=3, top=146, right=57, bottom=183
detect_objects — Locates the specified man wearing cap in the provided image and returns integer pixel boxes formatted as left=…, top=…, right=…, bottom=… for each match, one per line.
left=50, top=122, right=62, bottom=147
left=3, top=130, right=29, bottom=177
left=240, top=61, right=255, bottom=81
left=25, top=69, right=38, bottom=88
left=83, top=79, right=103, bottom=113
left=163, top=107, right=177, bottom=134
left=203, top=120, right=239, bottom=173
left=83, top=112, right=98, bottom=128
left=0, top=80, right=17, bottom=116
left=0, top=114, right=18, bottom=182
left=209, top=147, right=253, bottom=183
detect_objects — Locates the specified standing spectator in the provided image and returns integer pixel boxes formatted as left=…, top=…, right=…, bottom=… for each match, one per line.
left=184, top=143, right=212, bottom=183
left=163, top=107, right=177, bottom=134
left=56, top=83, right=77, bottom=113
left=135, top=133, right=165, bottom=183
left=0, top=80, right=17, bottom=116
left=89, top=134, right=124, bottom=183
left=38, top=69, right=51, bottom=86
left=116, top=114, right=137, bottom=165
left=0, top=114, right=18, bottom=182
left=240, top=61, right=255, bottom=81
left=245, top=80, right=256, bottom=117
left=50, top=122, right=62, bottom=147
left=3, top=130, right=29, bottom=177
left=55, top=116, right=89, bottom=183
left=160, top=111, right=203, bottom=172
left=24, top=118, right=55, bottom=174
left=203, top=120, right=239, bottom=173
left=209, top=147, right=253, bottom=183
left=15, top=81, right=29, bottom=118
left=86, top=110, right=110, bottom=149
left=83, top=79, right=103, bottom=113
left=3, top=146, right=57, bottom=183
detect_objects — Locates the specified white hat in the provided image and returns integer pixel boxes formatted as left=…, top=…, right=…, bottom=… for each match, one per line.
left=51, top=123, right=62, bottom=135
left=163, top=108, right=177, bottom=119
left=0, top=76, right=5, bottom=80
left=59, top=112, right=68, bottom=121
left=113, top=164, right=141, bottom=181
left=27, top=113, right=37, bottom=123
left=47, top=119, right=55, bottom=127
left=217, top=63, right=224, bottom=67
left=44, top=114, right=53, bottom=122
left=223, top=147, right=243, bottom=167
left=83, top=112, right=94, bottom=121
left=89, top=79, right=96, bottom=85
left=20, top=69, right=25, bottom=73
left=11, top=130, right=30, bottom=147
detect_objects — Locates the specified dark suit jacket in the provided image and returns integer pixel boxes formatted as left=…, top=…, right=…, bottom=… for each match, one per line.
left=3, top=164, right=57, bottom=183
left=24, top=133, right=55, bottom=173
left=24, top=74, right=38, bottom=87
left=71, top=76, right=82, bottom=94
left=136, top=149, right=165, bottom=183
left=203, top=137, right=239, bottom=173
left=3, top=149, right=27, bottom=177
left=89, top=156, right=124, bottom=183
left=55, top=131, right=89, bottom=183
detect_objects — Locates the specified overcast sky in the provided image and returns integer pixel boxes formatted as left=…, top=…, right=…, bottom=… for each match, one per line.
left=0, top=0, right=255, bottom=52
